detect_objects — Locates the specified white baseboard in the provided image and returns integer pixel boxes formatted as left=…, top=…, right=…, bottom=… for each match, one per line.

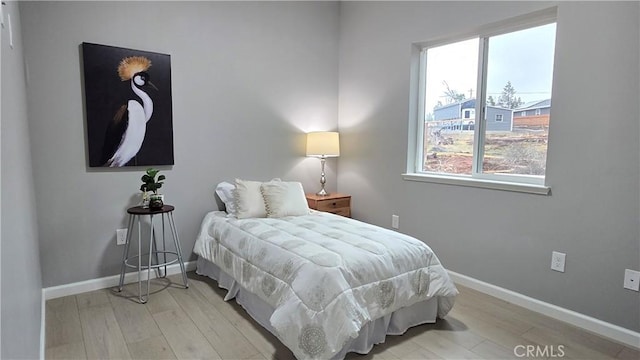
left=43, top=261, right=196, bottom=300
left=447, top=270, right=640, bottom=350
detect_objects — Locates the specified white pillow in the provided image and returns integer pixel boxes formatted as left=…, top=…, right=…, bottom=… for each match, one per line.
left=234, top=179, right=276, bottom=219
left=261, top=181, right=310, bottom=218
left=215, top=182, right=236, bottom=216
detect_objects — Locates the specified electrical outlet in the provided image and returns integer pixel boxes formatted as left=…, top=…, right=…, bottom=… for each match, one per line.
left=623, top=269, right=640, bottom=291
left=391, top=215, right=399, bottom=229
left=551, top=251, right=566, bottom=272
left=116, top=228, right=128, bottom=245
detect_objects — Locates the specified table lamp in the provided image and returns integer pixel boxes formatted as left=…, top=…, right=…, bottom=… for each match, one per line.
left=306, top=131, right=340, bottom=196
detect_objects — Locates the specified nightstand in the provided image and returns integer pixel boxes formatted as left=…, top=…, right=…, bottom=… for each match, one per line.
left=306, top=193, right=351, bottom=217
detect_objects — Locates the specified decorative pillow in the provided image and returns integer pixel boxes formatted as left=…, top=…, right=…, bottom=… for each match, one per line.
left=215, top=182, right=236, bottom=216
left=233, top=178, right=277, bottom=219
left=261, top=181, right=310, bottom=218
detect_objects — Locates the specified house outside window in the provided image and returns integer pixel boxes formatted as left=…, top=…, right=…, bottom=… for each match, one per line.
left=406, top=9, right=556, bottom=193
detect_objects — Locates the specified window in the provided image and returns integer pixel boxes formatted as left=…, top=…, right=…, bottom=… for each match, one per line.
left=535, top=108, right=541, bottom=116
left=407, top=10, right=556, bottom=193
left=521, top=110, right=527, bottom=116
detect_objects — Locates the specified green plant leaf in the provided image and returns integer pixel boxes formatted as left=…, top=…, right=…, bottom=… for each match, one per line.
left=146, top=168, right=159, bottom=177
left=140, top=168, right=165, bottom=195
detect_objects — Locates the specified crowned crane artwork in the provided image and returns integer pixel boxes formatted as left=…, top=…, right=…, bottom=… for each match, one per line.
left=82, top=43, right=174, bottom=167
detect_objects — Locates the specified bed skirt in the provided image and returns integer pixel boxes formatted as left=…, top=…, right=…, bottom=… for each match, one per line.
left=196, top=256, right=439, bottom=359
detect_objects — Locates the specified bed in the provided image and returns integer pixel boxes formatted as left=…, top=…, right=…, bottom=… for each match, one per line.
left=192, top=181, right=458, bottom=359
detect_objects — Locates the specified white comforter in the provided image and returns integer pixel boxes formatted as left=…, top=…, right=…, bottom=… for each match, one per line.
left=193, top=211, right=458, bottom=359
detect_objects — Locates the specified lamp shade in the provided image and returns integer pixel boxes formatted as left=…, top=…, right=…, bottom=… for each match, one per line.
left=306, top=132, right=340, bottom=157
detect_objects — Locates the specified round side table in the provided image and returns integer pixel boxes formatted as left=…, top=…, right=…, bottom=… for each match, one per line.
left=118, top=205, right=188, bottom=303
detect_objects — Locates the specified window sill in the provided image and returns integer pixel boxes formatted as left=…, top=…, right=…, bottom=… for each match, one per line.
left=402, top=173, right=551, bottom=195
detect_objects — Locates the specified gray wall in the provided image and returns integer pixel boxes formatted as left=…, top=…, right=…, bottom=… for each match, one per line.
left=20, top=1, right=339, bottom=287
left=338, top=1, right=639, bottom=332
left=1, top=1, right=44, bottom=358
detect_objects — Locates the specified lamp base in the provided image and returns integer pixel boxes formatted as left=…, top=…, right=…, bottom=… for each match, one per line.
left=316, top=156, right=329, bottom=196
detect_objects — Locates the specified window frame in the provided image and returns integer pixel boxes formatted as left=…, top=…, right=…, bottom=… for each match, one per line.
left=495, top=114, right=504, bottom=122
left=405, top=8, right=556, bottom=195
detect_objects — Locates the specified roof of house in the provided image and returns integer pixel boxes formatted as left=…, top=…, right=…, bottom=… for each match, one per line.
left=435, top=98, right=513, bottom=111
left=516, top=99, right=551, bottom=110
left=434, top=98, right=474, bottom=110
left=487, top=105, right=513, bottom=112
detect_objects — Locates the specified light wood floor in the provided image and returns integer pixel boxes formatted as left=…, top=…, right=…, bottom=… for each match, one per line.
left=46, top=272, right=639, bottom=359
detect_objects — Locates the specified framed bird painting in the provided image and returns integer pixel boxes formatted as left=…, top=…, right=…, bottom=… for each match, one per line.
left=81, top=42, right=174, bottom=167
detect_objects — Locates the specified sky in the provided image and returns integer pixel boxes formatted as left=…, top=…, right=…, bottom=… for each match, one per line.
left=424, top=23, right=557, bottom=114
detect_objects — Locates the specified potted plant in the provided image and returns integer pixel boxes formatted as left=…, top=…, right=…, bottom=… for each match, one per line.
left=140, top=168, right=165, bottom=209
